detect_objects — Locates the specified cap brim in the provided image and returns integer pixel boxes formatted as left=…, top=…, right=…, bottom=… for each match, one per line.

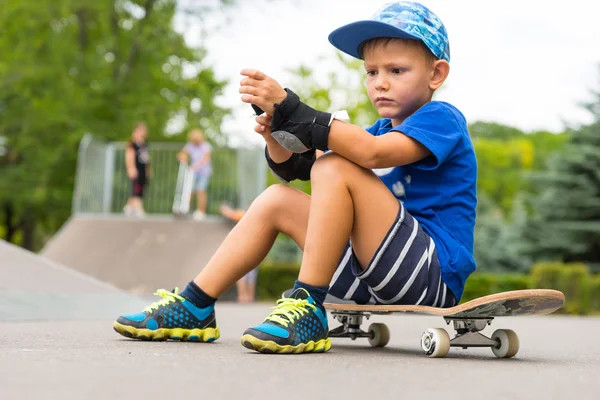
left=328, top=20, right=421, bottom=59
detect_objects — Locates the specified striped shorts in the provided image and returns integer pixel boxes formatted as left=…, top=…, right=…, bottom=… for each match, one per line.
left=328, top=201, right=456, bottom=308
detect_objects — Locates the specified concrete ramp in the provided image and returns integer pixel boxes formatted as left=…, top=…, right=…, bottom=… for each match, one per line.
left=0, top=240, right=147, bottom=321
left=41, top=215, right=235, bottom=296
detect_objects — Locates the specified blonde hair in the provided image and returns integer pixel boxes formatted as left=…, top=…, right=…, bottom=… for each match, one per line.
left=359, top=37, right=437, bottom=64
left=188, top=129, right=204, bottom=143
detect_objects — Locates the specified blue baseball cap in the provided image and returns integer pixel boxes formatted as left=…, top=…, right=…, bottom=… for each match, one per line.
left=328, top=1, right=450, bottom=62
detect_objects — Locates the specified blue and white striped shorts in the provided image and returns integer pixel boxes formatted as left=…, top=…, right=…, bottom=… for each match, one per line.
left=328, top=201, right=456, bottom=308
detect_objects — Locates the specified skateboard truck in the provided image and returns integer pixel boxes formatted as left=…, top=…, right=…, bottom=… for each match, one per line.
left=330, top=313, right=371, bottom=339
left=444, top=317, right=497, bottom=348
left=330, top=312, right=391, bottom=348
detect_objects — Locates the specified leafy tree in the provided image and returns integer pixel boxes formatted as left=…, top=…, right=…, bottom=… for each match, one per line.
left=522, top=85, right=600, bottom=265
left=474, top=193, right=531, bottom=272
left=470, top=122, right=567, bottom=215
left=0, top=0, right=231, bottom=250
left=286, top=52, right=380, bottom=129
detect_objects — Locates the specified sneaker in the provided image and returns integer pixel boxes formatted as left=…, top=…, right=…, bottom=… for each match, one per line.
left=240, top=288, right=331, bottom=354
left=281, top=287, right=354, bottom=304
left=193, top=210, right=206, bottom=220
left=113, top=288, right=219, bottom=342
left=123, top=205, right=134, bottom=216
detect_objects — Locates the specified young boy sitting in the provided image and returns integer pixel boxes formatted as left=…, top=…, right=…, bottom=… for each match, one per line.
left=113, top=1, right=477, bottom=354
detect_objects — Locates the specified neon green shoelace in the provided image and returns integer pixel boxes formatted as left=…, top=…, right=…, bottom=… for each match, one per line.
left=265, top=298, right=317, bottom=327
left=144, top=288, right=184, bottom=313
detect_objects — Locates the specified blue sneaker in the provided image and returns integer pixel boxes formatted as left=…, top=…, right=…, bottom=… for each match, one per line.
left=241, top=288, right=331, bottom=354
left=113, top=288, right=219, bottom=342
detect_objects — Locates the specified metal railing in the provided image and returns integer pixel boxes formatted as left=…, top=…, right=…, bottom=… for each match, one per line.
left=73, top=134, right=267, bottom=215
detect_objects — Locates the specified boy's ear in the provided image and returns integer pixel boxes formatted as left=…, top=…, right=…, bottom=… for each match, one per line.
left=429, top=60, right=450, bottom=91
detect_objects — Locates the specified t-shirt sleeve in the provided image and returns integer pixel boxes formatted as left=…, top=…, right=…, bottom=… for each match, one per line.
left=392, top=102, right=463, bottom=170
left=204, top=142, right=213, bottom=152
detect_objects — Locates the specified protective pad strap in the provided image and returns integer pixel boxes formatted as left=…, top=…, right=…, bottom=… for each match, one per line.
left=312, top=113, right=331, bottom=151
left=272, top=89, right=332, bottom=151
left=265, top=146, right=316, bottom=182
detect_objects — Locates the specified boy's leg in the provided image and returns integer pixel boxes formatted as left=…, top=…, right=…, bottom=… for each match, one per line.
left=241, top=153, right=399, bottom=354
left=304, top=153, right=453, bottom=307
left=193, top=184, right=310, bottom=297
left=196, top=189, right=207, bottom=214
left=114, top=184, right=311, bottom=341
left=299, top=153, right=400, bottom=285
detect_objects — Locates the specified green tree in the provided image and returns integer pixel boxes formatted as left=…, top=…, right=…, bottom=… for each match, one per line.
left=0, top=0, right=231, bottom=250
left=470, top=122, right=567, bottom=215
left=523, top=87, right=600, bottom=265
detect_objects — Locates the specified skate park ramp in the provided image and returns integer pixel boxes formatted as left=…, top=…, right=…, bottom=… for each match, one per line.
left=41, top=215, right=236, bottom=298
left=0, top=240, right=147, bottom=321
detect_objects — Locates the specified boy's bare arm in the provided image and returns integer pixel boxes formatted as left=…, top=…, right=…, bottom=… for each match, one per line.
left=327, top=120, right=431, bottom=169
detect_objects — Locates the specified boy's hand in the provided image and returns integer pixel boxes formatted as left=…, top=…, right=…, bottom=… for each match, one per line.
left=254, top=113, right=273, bottom=139
left=177, top=153, right=188, bottom=163
left=239, top=69, right=287, bottom=115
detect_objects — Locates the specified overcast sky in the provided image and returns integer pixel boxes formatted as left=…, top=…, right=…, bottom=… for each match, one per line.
left=177, top=0, right=600, bottom=145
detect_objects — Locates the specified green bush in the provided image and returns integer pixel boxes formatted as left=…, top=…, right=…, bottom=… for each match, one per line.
left=588, top=274, right=600, bottom=314
left=256, top=263, right=300, bottom=300
left=461, top=273, right=532, bottom=303
left=531, top=262, right=590, bottom=314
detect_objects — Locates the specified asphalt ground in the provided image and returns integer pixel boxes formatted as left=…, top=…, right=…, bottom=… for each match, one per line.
left=1, top=302, right=598, bottom=400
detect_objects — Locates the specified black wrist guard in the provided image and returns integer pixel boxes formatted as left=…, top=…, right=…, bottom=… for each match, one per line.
left=264, top=146, right=316, bottom=183
left=270, top=89, right=332, bottom=153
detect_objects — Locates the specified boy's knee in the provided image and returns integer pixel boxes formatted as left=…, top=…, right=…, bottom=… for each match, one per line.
left=252, top=184, right=295, bottom=211
left=260, top=183, right=292, bottom=199
left=310, top=152, right=355, bottom=181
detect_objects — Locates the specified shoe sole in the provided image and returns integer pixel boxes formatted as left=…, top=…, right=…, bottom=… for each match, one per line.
left=113, top=322, right=220, bottom=342
left=240, top=334, right=332, bottom=354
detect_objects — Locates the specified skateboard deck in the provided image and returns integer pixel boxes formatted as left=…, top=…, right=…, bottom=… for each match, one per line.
left=324, top=289, right=564, bottom=358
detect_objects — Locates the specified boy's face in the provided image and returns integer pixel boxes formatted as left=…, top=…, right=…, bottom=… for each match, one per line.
left=364, top=40, right=438, bottom=126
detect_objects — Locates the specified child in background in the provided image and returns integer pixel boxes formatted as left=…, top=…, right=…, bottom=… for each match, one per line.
left=124, top=122, right=151, bottom=217
left=177, top=129, right=212, bottom=220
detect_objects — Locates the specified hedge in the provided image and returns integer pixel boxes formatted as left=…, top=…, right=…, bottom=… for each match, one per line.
left=255, top=261, right=600, bottom=315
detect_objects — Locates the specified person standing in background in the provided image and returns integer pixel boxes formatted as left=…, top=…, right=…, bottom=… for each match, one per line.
left=124, top=122, right=152, bottom=217
left=177, top=129, right=212, bottom=220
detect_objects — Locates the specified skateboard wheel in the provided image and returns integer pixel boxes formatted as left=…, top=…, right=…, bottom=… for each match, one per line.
left=491, top=329, right=519, bottom=358
left=367, top=323, right=390, bottom=347
left=421, top=328, right=450, bottom=358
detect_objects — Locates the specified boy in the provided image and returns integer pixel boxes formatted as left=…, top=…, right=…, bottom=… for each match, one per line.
left=113, top=1, right=477, bottom=354
left=176, top=129, right=213, bottom=220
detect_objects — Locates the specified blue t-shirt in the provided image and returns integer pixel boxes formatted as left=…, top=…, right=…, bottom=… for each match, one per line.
left=367, top=101, right=477, bottom=301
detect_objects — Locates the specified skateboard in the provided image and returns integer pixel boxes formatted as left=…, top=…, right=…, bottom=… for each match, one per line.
left=325, top=289, right=565, bottom=358
left=172, top=162, right=194, bottom=217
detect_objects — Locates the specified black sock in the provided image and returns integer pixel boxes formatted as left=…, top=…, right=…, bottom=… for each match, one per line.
left=292, top=280, right=329, bottom=306
left=180, top=281, right=216, bottom=309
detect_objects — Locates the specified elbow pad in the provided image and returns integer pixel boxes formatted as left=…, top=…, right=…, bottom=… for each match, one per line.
left=265, top=146, right=316, bottom=183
